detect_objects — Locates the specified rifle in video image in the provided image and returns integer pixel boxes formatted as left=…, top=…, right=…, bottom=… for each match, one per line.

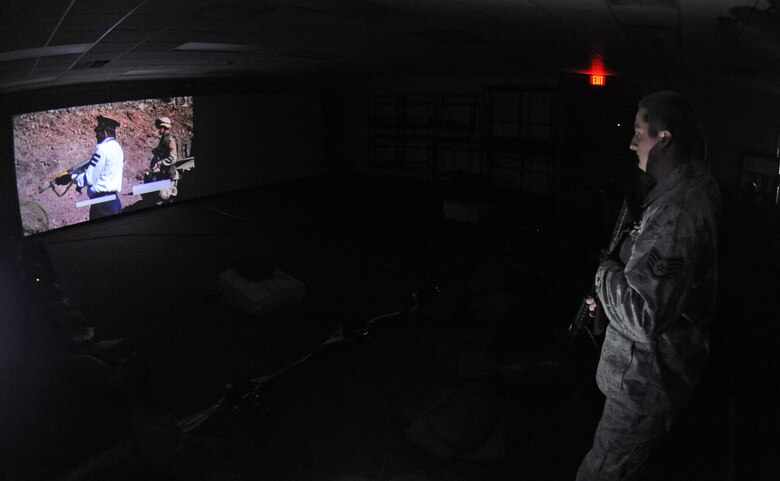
left=139, top=156, right=195, bottom=202
left=39, top=158, right=91, bottom=197
left=144, top=156, right=195, bottom=177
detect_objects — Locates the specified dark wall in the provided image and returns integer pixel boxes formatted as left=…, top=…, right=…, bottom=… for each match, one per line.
left=191, top=92, right=324, bottom=192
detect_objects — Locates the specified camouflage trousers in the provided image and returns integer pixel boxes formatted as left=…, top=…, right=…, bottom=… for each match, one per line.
left=575, top=393, right=672, bottom=481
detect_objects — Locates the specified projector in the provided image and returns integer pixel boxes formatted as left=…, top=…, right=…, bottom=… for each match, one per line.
left=219, top=268, right=305, bottom=316
left=442, top=199, right=494, bottom=224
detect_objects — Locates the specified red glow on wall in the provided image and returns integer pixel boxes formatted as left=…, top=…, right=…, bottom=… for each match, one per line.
left=570, top=53, right=616, bottom=86
left=590, top=57, right=605, bottom=76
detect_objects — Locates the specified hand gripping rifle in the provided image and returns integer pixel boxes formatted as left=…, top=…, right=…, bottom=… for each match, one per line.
left=39, top=158, right=91, bottom=196
left=569, top=195, right=635, bottom=338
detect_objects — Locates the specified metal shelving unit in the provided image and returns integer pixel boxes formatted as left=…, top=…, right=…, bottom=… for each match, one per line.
left=368, top=88, right=557, bottom=194
left=369, top=95, right=437, bottom=173
left=484, top=87, right=556, bottom=194
left=739, top=151, right=780, bottom=206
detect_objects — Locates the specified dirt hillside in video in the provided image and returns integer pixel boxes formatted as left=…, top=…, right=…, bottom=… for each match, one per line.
left=14, top=97, right=193, bottom=235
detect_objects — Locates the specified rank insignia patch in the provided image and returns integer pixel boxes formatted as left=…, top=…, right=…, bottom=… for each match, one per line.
left=647, top=248, right=683, bottom=279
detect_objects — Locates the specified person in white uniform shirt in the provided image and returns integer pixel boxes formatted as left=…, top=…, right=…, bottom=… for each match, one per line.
left=74, top=115, right=124, bottom=219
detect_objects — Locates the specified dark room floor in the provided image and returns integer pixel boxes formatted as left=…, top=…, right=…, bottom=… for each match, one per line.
left=2, top=172, right=776, bottom=481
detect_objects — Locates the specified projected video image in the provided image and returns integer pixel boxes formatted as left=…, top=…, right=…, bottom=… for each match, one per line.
left=13, top=96, right=194, bottom=235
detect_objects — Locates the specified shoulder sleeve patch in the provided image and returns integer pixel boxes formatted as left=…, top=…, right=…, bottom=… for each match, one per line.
left=647, top=247, right=684, bottom=279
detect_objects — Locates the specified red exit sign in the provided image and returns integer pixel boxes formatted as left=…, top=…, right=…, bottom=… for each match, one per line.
left=590, top=75, right=606, bottom=86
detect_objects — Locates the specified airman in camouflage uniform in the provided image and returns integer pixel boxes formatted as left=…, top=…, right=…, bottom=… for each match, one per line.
left=577, top=91, right=721, bottom=481
left=149, top=116, right=179, bottom=200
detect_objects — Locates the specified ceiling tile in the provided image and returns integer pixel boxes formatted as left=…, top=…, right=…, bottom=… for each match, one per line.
left=297, top=0, right=417, bottom=24
left=0, top=35, right=52, bottom=52
left=178, top=15, right=232, bottom=31
left=101, top=30, right=156, bottom=44
left=119, top=13, right=173, bottom=30
left=90, top=42, right=139, bottom=54
left=35, top=54, right=85, bottom=67
left=411, top=29, right=487, bottom=46
left=69, top=0, right=136, bottom=15
left=610, top=5, right=679, bottom=27
left=57, top=14, right=132, bottom=32
left=139, top=0, right=215, bottom=14
left=606, top=0, right=677, bottom=7
left=150, top=29, right=210, bottom=43
left=50, top=30, right=103, bottom=45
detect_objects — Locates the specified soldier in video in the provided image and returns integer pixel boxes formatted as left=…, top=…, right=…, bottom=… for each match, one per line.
left=59, top=115, right=124, bottom=220
left=148, top=116, right=179, bottom=202
left=576, top=91, right=721, bottom=481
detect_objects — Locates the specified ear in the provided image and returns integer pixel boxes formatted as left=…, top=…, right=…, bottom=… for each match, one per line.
left=657, top=129, right=672, bottom=145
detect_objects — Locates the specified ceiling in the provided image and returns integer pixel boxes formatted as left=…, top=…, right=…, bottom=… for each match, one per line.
left=0, top=0, right=777, bottom=95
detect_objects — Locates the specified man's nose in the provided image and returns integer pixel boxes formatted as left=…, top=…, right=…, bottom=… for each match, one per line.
left=629, top=139, right=638, bottom=151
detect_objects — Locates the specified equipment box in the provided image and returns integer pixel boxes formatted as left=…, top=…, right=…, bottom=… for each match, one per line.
left=219, top=268, right=305, bottom=316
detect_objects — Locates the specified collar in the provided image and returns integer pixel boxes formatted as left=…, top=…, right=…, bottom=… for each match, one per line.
left=641, top=162, right=697, bottom=208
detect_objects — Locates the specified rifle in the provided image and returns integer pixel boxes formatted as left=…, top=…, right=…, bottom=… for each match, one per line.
left=569, top=195, right=634, bottom=338
left=145, top=156, right=195, bottom=181
left=175, top=156, right=195, bottom=172
left=39, top=158, right=92, bottom=196
left=148, top=156, right=194, bottom=173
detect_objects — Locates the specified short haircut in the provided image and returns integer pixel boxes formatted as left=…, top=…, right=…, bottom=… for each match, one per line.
left=639, top=91, right=702, bottom=155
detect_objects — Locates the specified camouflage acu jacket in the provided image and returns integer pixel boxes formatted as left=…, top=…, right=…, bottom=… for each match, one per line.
left=594, top=161, right=721, bottom=414
left=153, top=133, right=178, bottom=167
